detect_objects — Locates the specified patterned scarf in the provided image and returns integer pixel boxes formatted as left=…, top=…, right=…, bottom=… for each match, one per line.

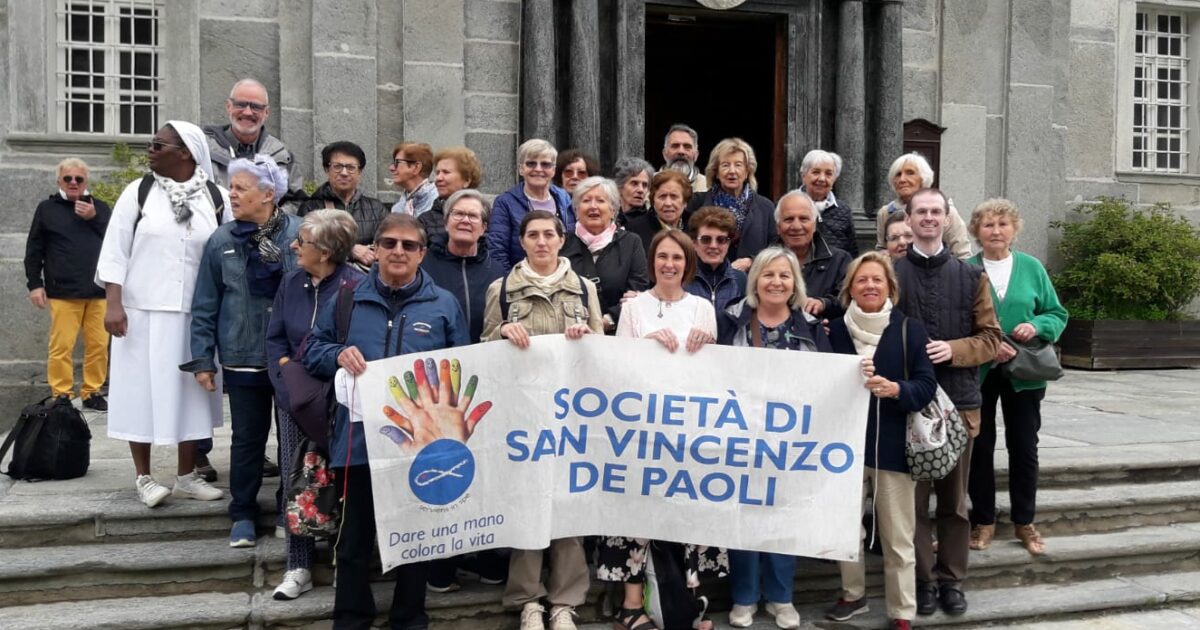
left=709, top=182, right=754, bottom=230
left=152, top=167, right=210, bottom=224
left=231, top=210, right=286, bottom=298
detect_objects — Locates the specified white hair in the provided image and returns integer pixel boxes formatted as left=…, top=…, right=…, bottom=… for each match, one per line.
left=517, top=138, right=558, bottom=167
left=571, top=176, right=621, bottom=212
left=773, top=189, right=816, bottom=224
left=228, top=154, right=289, bottom=203
left=800, top=149, right=843, bottom=180
left=229, top=78, right=269, bottom=104
left=887, top=152, right=935, bottom=190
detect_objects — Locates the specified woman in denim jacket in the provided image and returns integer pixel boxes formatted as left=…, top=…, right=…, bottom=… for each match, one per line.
left=182, top=155, right=300, bottom=548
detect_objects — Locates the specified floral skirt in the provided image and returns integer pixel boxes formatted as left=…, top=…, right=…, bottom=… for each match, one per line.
left=596, top=536, right=728, bottom=586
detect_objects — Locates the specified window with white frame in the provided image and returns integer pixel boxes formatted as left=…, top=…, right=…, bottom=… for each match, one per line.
left=55, top=0, right=163, bottom=135
left=1132, top=9, right=1191, bottom=173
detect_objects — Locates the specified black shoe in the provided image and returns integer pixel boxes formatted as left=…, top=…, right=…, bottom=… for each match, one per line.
left=939, top=584, right=968, bottom=616
left=262, top=457, right=280, bottom=478
left=916, top=583, right=938, bottom=616
left=82, top=394, right=108, bottom=411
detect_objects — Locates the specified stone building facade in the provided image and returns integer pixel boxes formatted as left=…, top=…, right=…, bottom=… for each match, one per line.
left=0, top=0, right=1198, bottom=410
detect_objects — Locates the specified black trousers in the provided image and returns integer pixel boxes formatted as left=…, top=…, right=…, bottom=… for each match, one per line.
left=968, top=370, right=1045, bottom=526
left=334, top=464, right=429, bottom=630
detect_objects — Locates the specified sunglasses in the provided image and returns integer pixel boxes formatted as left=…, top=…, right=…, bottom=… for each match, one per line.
left=147, top=140, right=184, bottom=152
left=228, top=99, right=267, bottom=113
left=61, top=175, right=85, bottom=185
left=697, top=235, right=731, bottom=246
left=376, top=237, right=424, bottom=252
left=523, top=160, right=555, bottom=171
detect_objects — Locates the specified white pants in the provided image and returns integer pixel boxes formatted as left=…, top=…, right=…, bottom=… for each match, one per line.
left=838, top=467, right=918, bottom=620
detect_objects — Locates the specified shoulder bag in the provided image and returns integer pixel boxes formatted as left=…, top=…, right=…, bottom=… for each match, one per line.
left=901, top=318, right=968, bottom=481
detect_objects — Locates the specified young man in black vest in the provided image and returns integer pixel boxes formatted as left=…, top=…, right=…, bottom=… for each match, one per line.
left=893, top=188, right=1001, bottom=617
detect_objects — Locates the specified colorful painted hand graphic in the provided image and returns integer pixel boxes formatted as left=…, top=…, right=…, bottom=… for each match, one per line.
left=378, top=358, right=493, bottom=453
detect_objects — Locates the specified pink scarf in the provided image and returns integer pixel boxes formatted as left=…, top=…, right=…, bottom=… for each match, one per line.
left=574, top=222, right=617, bottom=254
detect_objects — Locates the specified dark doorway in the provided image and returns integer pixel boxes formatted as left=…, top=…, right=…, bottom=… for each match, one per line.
left=644, top=5, right=787, bottom=200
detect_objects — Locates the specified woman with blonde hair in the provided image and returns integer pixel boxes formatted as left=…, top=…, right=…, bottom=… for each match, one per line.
left=685, top=138, right=777, bottom=272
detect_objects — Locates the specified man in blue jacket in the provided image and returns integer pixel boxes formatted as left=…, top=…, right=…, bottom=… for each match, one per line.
left=304, top=213, right=469, bottom=630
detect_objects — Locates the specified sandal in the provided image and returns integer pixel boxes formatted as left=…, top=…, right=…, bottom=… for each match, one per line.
left=1015, top=523, right=1046, bottom=555
left=969, top=524, right=995, bottom=551
left=614, top=606, right=657, bottom=630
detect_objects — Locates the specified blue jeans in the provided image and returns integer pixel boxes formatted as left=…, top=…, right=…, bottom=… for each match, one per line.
left=227, top=383, right=275, bottom=522
left=728, top=550, right=796, bottom=605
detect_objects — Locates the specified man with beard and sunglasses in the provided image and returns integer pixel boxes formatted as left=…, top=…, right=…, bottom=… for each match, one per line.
left=204, top=78, right=299, bottom=199
left=659, top=123, right=709, bottom=194
left=25, top=158, right=112, bottom=410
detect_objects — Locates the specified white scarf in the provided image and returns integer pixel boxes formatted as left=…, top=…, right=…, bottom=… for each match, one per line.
left=811, top=190, right=838, bottom=220
left=513, top=256, right=572, bottom=292
left=844, top=298, right=893, bottom=356
left=152, top=167, right=211, bottom=224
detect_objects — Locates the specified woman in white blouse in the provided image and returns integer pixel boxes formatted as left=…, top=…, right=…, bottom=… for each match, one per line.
left=96, top=121, right=229, bottom=508
left=615, top=229, right=716, bottom=351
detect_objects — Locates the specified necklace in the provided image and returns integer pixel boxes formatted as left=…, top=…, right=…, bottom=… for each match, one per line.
left=652, top=289, right=685, bottom=318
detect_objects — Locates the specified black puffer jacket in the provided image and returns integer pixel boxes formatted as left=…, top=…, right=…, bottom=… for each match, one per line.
left=25, top=193, right=111, bottom=299
left=296, top=183, right=389, bottom=246
left=809, top=191, right=859, bottom=257
left=561, top=229, right=652, bottom=329
left=418, top=197, right=448, bottom=243
left=795, top=231, right=852, bottom=319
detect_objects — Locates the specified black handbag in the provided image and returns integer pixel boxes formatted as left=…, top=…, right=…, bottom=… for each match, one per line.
left=0, top=396, right=91, bottom=481
left=278, top=280, right=356, bottom=448
left=999, top=334, right=1064, bottom=381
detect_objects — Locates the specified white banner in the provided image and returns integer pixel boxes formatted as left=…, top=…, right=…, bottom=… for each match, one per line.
left=355, top=335, right=870, bottom=572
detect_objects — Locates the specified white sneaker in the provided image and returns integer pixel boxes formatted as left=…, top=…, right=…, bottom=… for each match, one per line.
left=547, top=605, right=576, bottom=630
left=272, top=568, right=313, bottom=600
left=172, top=471, right=224, bottom=501
left=136, top=475, right=170, bottom=508
left=520, top=602, right=546, bottom=630
left=729, top=603, right=757, bottom=627
left=765, top=601, right=801, bottom=629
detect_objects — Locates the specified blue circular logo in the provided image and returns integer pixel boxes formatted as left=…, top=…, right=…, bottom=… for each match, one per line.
left=408, top=439, right=475, bottom=505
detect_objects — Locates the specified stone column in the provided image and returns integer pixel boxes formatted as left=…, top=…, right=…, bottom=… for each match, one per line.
left=567, top=0, right=601, bottom=156
left=613, top=0, right=645, bottom=163
left=835, top=0, right=866, bottom=215
left=874, top=0, right=905, bottom=210
left=311, top=1, right=379, bottom=191
left=520, top=0, right=557, bottom=142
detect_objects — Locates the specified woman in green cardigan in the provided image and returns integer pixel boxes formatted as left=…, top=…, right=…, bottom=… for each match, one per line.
left=965, top=199, right=1068, bottom=556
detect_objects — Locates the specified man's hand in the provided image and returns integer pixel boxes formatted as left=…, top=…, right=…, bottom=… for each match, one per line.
left=29, top=288, right=47, bottom=309
left=74, top=200, right=96, bottom=221
left=338, top=346, right=368, bottom=375
left=926, top=340, right=953, bottom=364
left=194, top=371, right=218, bottom=392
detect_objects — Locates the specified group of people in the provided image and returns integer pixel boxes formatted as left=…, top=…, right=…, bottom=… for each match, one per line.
left=22, top=77, right=1069, bottom=630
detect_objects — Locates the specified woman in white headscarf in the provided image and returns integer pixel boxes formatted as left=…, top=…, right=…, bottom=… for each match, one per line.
left=96, top=121, right=230, bottom=509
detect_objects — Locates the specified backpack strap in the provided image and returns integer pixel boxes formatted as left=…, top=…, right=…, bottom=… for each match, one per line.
left=204, top=180, right=225, bottom=223
left=0, top=415, right=31, bottom=474
left=749, top=309, right=765, bottom=348
left=499, top=273, right=510, bottom=321
left=134, top=174, right=225, bottom=236
left=334, top=280, right=356, bottom=345
left=901, top=316, right=909, bottom=381
left=0, top=409, right=46, bottom=478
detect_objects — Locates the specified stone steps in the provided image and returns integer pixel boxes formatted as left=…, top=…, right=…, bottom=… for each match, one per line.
left=995, top=478, right=1200, bottom=536
left=4, top=567, right=1200, bottom=630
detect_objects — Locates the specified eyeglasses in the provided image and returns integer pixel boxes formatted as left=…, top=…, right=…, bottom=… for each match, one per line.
left=523, top=160, right=555, bottom=171
left=295, top=234, right=314, bottom=248
left=562, top=167, right=589, bottom=178
left=392, top=158, right=419, bottom=167
left=61, top=175, right=85, bottom=185
left=147, top=140, right=184, bottom=152
left=449, top=210, right=483, bottom=224
left=228, top=99, right=267, bottom=113
left=885, top=234, right=913, bottom=243
left=328, top=163, right=360, bottom=174
left=376, top=237, right=424, bottom=252
left=697, top=234, right=731, bottom=246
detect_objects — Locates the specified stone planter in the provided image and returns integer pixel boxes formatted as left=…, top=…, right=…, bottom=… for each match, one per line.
left=1058, top=319, right=1200, bottom=370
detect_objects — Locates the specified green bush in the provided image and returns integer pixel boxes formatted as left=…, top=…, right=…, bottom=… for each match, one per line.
left=90, top=143, right=148, bottom=207
left=1051, top=197, right=1200, bottom=320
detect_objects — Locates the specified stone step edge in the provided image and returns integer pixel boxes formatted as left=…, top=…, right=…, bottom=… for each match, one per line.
left=3, top=522, right=1200, bottom=595
left=3, top=567, right=1200, bottom=630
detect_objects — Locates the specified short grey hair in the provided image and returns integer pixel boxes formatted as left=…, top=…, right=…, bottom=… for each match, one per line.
left=301, top=209, right=357, bottom=264
left=744, top=246, right=808, bottom=309
left=773, top=189, right=816, bottom=224
left=571, top=176, right=621, bottom=211
left=887, top=152, right=935, bottom=190
left=229, top=78, right=269, bottom=104
left=228, top=154, right=289, bottom=203
left=443, top=188, right=492, bottom=226
left=517, top=138, right=558, bottom=167
left=663, top=124, right=699, bottom=149
left=613, top=156, right=655, bottom=187
left=56, top=157, right=89, bottom=178
left=800, top=149, right=843, bottom=180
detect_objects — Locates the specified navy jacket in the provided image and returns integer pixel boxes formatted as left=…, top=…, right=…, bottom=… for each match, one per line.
left=420, top=233, right=506, bottom=343
left=184, top=214, right=301, bottom=373
left=686, top=261, right=747, bottom=315
left=828, top=310, right=938, bottom=473
left=487, top=182, right=576, bottom=271
left=685, top=190, right=777, bottom=263
left=303, top=267, right=469, bottom=467
left=25, top=193, right=111, bottom=299
left=265, top=263, right=365, bottom=402
left=717, top=300, right=833, bottom=352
